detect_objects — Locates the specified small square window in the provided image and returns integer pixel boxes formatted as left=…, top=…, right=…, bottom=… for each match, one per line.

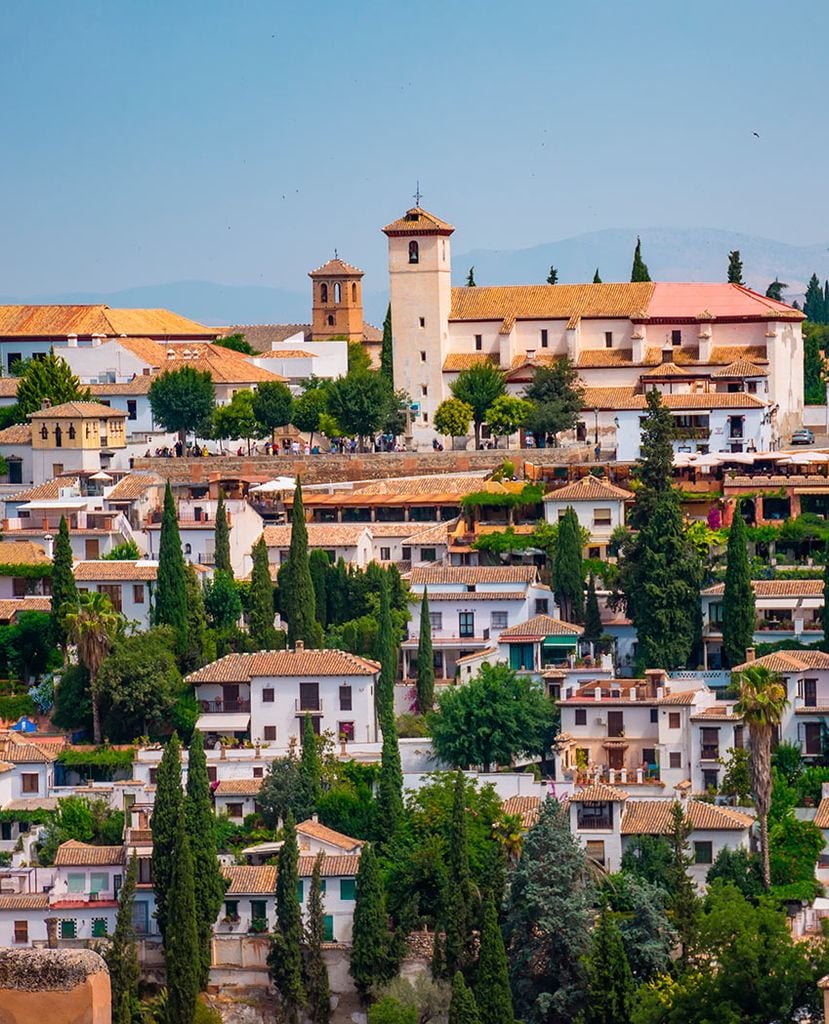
left=380, top=547, right=391, bottom=561
left=132, top=584, right=145, bottom=604
left=225, top=900, right=239, bottom=918
left=13, top=920, right=27, bottom=944
left=253, top=766, right=264, bottom=778
left=264, top=726, right=277, bottom=741
left=60, top=919, right=77, bottom=940
left=340, top=878, right=356, bottom=900
left=475, top=334, right=482, bottom=351
left=669, top=713, right=680, bottom=729
left=227, top=803, right=244, bottom=819
left=491, top=611, right=508, bottom=630
left=419, top=317, right=425, bottom=328
left=420, top=547, right=436, bottom=562
left=693, top=841, right=713, bottom=865
left=429, top=612, right=443, bottom=630
left=92, top=918, right=108, bottom=938
left=534, top=599, right=549, bottom=615
left=21, top=774, right=38, bottom=794
left=262, top=688, right=275, bottom=703
left=671, top=329, right=682, bottom=346
left=575, top=709, right=587, bottom=726
left=669, top=752, right=682, bottom=769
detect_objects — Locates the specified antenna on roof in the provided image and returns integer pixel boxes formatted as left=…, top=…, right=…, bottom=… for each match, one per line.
left=413, top=181, right=423, bottom=206
left=334, top=248, right=338, bottom=260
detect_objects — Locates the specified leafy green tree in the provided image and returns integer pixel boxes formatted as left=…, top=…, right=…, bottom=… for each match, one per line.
left=186, top=729, right=226, bottom=988
left=153, top=481, right=189, bottom=656
left=804, top=327, right=826, bottom=403
left=269, top=812, right=305, bottom=1023
left=97, top=628, right=180, bottom=740
left=727, top=250, right=744, bottom=285
left=476, top=894, right=514, bottom=1024
left=15, top=348, right=92, bottom=418
left=434, top=398, right=473, bottom=439
left=150, top=733, right=183, bottom=943
left=620, top=835, right=673, bottom=891
left=449, top=972, right=481, bottom=1024
left=607, top=874, right=677, bottom=981
left=707, top=847, right=763, bottom=900
left=804, top=272, right=826, bottom=323
left=553, top=507, right=584, bottom=622
left=450, top=363, right=506, bottom=448
left=214, top=491, right=231, bottom=575
left=36, top=795, right=125, bottom=866
left=348, top=342, right=372, bottom=374
left=415, top=590, right=435, bottom=713
left=630, top=236, right=651, bottom=282
left=251, top=380, right=294, bottom=436
left=327, top=370, right=388, bottom=449
left=584, top=573, right=602, bottom=642
left=216, top=332, right=255, bottom=354
left=213, top=388, right=267, bottom=453
left=203, top=570, right=242, bottom=632
left=765, top=278, right=787, bottom=302
left=165, top=805, right=200, bottom=1023
left=522, top=357, right=584, bottom=445
left=430, top=663, right=556, bottom=772
left=546, top=266, right=558, bottom=285
left=769, top=812, right=824, bottom=896
left=102, top=539, right=141, bottom=560
left=374, top=574, right=397, bottom=722
left=305, top=854, right=331, bottom=1024
left=722, top=504, right=755, bottom=667
left=309, top=549, right=329, bottom=630
left=300, top=713, right=321, bottom=811
left=719, top=746, right=752, bottom=801
left=50, top=514, right=78, bottom=653
left=592, top=268, right=602, bottom=284
left=292, top=386, right=329, bottom=448
left=282, top=481, right=323, bottom=648
left=584, top=904, right=634, bottom=1024
left=350, top=843, right=395, bottom=999
left=487, top=394, right=533, bottom=444
left=106, top=854, right=140, bottom=1024
left=503, top=799, right=593, bottom=1024
left=183, top=563, right=210, bottom=672
left=368, top=998, right=417, bottom=1024
left=258, top=755, right=311, bottom=826
left=466, top=267, right=476, bottom=287
left=381, top=303, right=394, bottom=384
left=735, top=665, right=789, bottom=889
left=65, top=591, right=121, bottom=745
left=249, top=536, right=277, bottom=648
left=149, top=365, right=215, bottom=447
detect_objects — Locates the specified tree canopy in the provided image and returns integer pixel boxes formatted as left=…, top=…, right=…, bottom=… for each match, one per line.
left=15, top=348, right=92, bottom=419
left=522, top=358, right=584, bottom=445
left=450, top=363, right=506, bottom=448
left=149, top=365, right=215, bottom=444
left=630, top=237, right=651, bottom=282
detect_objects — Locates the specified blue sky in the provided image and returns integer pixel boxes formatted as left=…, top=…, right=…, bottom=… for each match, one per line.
left=0, top=0, right=824, bottom=297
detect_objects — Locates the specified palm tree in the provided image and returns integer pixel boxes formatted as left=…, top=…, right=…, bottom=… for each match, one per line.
left=734, top=663, right=788, bottom=890
left=65, top=591, right=122, bottom=745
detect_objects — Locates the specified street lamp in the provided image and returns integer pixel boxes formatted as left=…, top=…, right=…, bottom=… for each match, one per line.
left=593, top=407, right=600, bottom=446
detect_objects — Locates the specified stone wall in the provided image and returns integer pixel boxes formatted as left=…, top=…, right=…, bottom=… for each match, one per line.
left=0, top=947, right=110, bottom=1024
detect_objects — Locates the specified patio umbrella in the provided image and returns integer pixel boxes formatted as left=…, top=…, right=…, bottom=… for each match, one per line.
left=89, top=471, right=113, bottom=481
left=250, top=477, right=296, bottom=493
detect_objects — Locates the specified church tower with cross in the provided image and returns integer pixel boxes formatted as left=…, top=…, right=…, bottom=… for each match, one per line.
left=309, top=253, right=366, bottom=343
left=382, top=196, right=454, bottom=443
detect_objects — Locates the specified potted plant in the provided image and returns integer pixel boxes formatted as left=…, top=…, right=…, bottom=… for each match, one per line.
left=249, top=917, right=268, bottom=935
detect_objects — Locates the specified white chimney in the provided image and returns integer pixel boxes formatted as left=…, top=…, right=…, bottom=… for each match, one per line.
left=657, top=686, right=665, bottom=699
left=594, top=686, right=602, bottom=701
left=66, top=333, right=78, bottom=348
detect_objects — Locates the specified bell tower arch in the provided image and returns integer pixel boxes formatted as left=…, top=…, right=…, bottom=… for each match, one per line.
left=309, top=256, right=365, bottom=342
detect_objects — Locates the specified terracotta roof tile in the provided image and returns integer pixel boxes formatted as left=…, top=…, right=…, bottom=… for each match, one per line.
left=405, top=519, right=455, bottom=546
left=308, top=257, right=363, bottom=278
left=158, top=343, right=286, bottom=384
left=0, top=733, right=62, bottom=762
left=711, top=359, right=769, bottom=378
left=409, top=566, right=538, bottom=585
left=215, top=778, right=264, bottom=797
left=577, top=349, right=637, bottom=368
left=0, top=893, right=49, bottom=909
left=423, top=590, right=528, bottom=602
left=114, top=337, right=169, bottom=365
left=545, top=477, right=633, bottom=502
left=450, top=283, right=654, bottom=324
left=646, top=283, right=801, bottom=321
left=733, top=650, right=829, bottom=672
left=0, top=378, right=18, bottom=397
left=29, top=401, right=126, bottom=420
left=690, top=705, right=743, bottom=721
left=7, top=478, right=76, bottom=502
left=641, top=361, right=692, bottom=378
left=580, top=387, right=766, bottom=411
left=105, top=473, right=164, bottom=502
left=296, top=819, right=364, bottom=851
left=621, top=799, right=753, bottom=834
left=223, top=855, right=361, bottom=893
left=187, top=649, right=380, bottom=685
left=657, top=690, right=698, bottom=705
left=0, top=305, right=212, bottom=338
left=220, top=324, right=312, bottom=352
left=90, top=377, right=154, bottom=396
left=501, top=794, right=541, bottom=828
left=54, top=840, right=125, bottom=866
left=497, top=614, right=583, bottom=639
left=0, top=597, right=51, bottom=621
left=382, top=207, right=454, bottom=235
left=0, top=541, right=51, bottom=567
left=708, top=345, right=769, bottom=364
left=814, top=798, right=829, bottom=829
left=442, top=353, right=500, bottom=372
left=0, top=422, right=32, bottom=444
left=73, top=560, right=159, bottom=581
left=702, top=580, right=823, bottom=598
left=261, top=524, right=368, bottom=548
left=570, top=783, right=629, bottom=802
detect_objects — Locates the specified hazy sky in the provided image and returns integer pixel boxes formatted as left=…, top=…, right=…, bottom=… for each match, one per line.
left=1, top=0, right=825, bottom=297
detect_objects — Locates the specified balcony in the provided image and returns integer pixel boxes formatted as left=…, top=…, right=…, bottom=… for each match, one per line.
left=199, top=699, right=251, bottom=714
left=700, top=745, right=720, bottom=761
left=295, top=699, right=324, bottom=714
left=576, top=811, right=613, bottom=830
left=674, top=426, right=710, bottom=440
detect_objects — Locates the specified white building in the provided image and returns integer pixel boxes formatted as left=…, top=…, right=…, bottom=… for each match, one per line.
left=72, top=560, right=210, bottom=628
left=261, top=523, right=374, bottom=570
left=543, top=476, right=633, bottom=558
left=249, top=338, right=349, bottom=392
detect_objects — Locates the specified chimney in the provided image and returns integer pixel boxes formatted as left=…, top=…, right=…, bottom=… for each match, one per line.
left=295, top=640, right=305, bottom=653
left=312, top=812, right=318, bottom=823
left=594, top=686, right=602, bottom=701
left=726, top=705, right=733, bottom=716
left=42, top=533, right=54, bottom=559
left=66, top=333, right=78, bottom=347
left=41, top=398, right=51, bottom=411
left=657, top=686, right=665, bottom=699
left=745, top=647, right=756, bottom=663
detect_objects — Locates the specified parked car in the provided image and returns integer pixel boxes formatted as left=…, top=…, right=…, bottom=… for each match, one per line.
left=791, top=428, right=815, bottom=445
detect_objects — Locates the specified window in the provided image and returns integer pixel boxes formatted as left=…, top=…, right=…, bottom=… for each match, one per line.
left=669, top=751, right=682, bottom=769
left=7, top=353, right=21, bottom=373
left=90, top=872, right=109, bottom=894
left=299, top=682, right=320, bottom=711
left=133, top=901, right=150, bottom=935
left=408, top=241, right=419, bottom=264
left=429, top=611, right=442, bottom=630
left=339, top=686, right=352, bottom=711
left=420, top=351, right=426, bottom=362
left=138, top=858, right=153, bottom=885
left=607, top=711, right=624, bottom=737
left=668, top=713, right=680, bottom=729
left=262, top=688, right=275, bottom=703
left=423, top=412, right=428, bottom=423
left=380, top=547, right=391, bottom=561
left=323, top=915, right=334, bottom=941
left=575, top=709, right=587, bottom=726
left=207, top=766, right=217, bottom=782
left=149, top=768, right=158, bottom=785
left=420, top=547, right=436, bottom=562
left=491, top=611, right=508, bottom=630
left=339, top=721, right=355, bottom=741
left=253, top=766, right=263, bottom=778
left=251, top=899, right=267, bottom=922
left=733, top=725, right=744, bottom=749
left=702, top=768, right=719, bottom=790
left=421, top=385, right=428, bottom=396
left=13, top=920, right=27, bottom=944
left=333, top=283, right=341, bottom=304
left=133, top=584, right=144, bottom=604
left=98, top=583, right=122, bottom=612
left=264, top=726, right=277, bottom=741
left=92, top=918, right=108, bottom=938
left=0, top=822, right=10, bottom=840
left=402, top=546, right=411, bottom=560
left=419, top=316, right=426, bottom=328
left=184, top=543, right=192, bottom=556
left=459, top=611, right=475, bottom=638
left=534, top=599, right=549, bottom=615
left=475, top=334, right=482, bottom=351
left=327, top=315, right=335, bottom=326
left=54, top=425, right=62, bottom=447
left=127, top=400, right=137, bottom=420
left=352, top=282, right=357, bottom=302
left=21, top=773, right=38, bottom=794
left=576, top=802, right=613, bottom=830
left=693, top=841, right=713, bottom=865
left=671, top=329, right=682, bottom=346
left=227, top=803, right=244, bottom=819
left=60, top=919, right=77, bottom=939
left=605, top=331, right=613, bottom=348
left=541, top=329, right=548, bottom=348
left=7, top=459, right=21, bottom=485
left=804, top=721, right=822, bottom=756
left=40, top=425, right=48, bottom=440
left=585, top=840, right=605, bottom=865
left=68, top=424, right=76, bottom=440
left=340, top=878, right=356, bottom=900
left=224, top=900, right=239, bottom=918
left=650, top=708, right=658, bottom=723
left=296, top=881, right=304, bottom=903
left=320, top=283, right=328, bottom=303
left=593, top=509, right=612, bottom=526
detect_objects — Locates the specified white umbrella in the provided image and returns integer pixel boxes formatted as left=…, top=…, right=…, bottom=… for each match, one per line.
left=89, top=471, right=114, bottom=480
left=250, top=477, right=296, bottom=493
left=777, top=452, right=829, bottom=465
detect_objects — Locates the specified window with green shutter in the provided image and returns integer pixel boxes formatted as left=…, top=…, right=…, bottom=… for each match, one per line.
left=250, top=900, right=267, bottom=921
left=340, top=878, right=356, bottom=901
left=90, top=872, right=109, bottom=894
left=92, top=918, right=108, bottom=938
left=60, top=919, right=77, bottom=939
left=67, top=873, right=85, bottom=894
left=297, top=880, right=304, bottom=903
left=323, top=915, right=334, bottom=942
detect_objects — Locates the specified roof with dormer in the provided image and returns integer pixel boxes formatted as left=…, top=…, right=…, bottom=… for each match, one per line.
left=570, top=783, right=629, bottom=802
left=30, top=401, right=126, bottom=420
left=309, top=257, right=364, bottom=278
left=497, top=614, right=583, bottom=640
left=383, top=207, right=455, bottom=236
left=711, top=359, right=770, bottom=378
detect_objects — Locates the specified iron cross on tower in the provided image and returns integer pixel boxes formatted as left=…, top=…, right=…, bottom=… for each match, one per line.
left=413, top=181, right=422, bottom=206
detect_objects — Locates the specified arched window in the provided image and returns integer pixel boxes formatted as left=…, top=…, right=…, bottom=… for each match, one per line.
left=54, top=425, right=62, bottom=448
left=351, top=282, right=357, bottom=303
left=40, top=425, right=48, bottom=440
left=327, top=315, right=335, bottom=326
left=320, top=283, right=328, bottom=303
left=408, top=240, right=419, bottom=264
left=68, top=424, right=76, bottom=440
left=334, top=283, right=341, bottom=304
left=184, top=543, right=192, bottom=555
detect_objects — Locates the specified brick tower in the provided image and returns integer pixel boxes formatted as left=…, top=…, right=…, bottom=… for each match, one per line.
left=309, top=257, right=365, bottom=343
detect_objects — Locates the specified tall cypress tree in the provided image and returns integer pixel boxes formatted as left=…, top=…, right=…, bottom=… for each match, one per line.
left=584, top=573, right=602, bottom=643
left=106, top=854, right=140, bottom=1024
left=450, top=972, right=481, bottom=1024
left=165, top=805, right=200, bottom=1024
left=592, top=268, right=602, bottom=284
left=546, top=266, right=558, bottom=285
left=727, top=250, right=744, bottom=285
left=374, top=573, right=397, bottom=721
left=249, top=536, right=277, bottom=649
left=475, top=894, right=514, bottom=1024
left=186, top=729, right=226, bottom=989
left=214, top=490, right=232, bottom=576
left=350, top=843, right=393, bottom=1000
left=309, top=549, right=329, bottom=630
left=305, top=854, right=332, bottom=1024
left=553, top=507, right=584, bottom=623
left=183, top=563, right=209, bottom=672
left=380, top=303, right=394, bottom=385
left=269, top=811, right=305, bottom=1023
left=154, top=481, right=188, bottom=654
left=150, top=733, right=183, bottom=944
left=283, top=481, right=322, bottom=648
left=722, top=502, right=755, bottom=667
left=665, top=803, right=699, bottom=965
left=584, top=904, right=634, bottom=1024
left=50, top=514, right=78, bottom=653
left=804, top=273, right=825, bottom=322
left=822, top=545, right=829, bottom=640
left=376, top=712, right=404, bottom=850
left=630, top=237, right=651, bottom=282
left=300, top=713, right=321, bottom=812
left=415, top=589, right=435, bottom=713
left=445, top=772, right=473, bottom=977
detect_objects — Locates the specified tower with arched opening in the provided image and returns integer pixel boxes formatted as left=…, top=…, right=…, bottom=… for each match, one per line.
left=309, top=257, right=366, bottom=343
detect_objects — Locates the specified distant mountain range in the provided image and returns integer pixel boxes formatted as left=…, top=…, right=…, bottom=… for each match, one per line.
left=2, top=228, right=827, bottom=330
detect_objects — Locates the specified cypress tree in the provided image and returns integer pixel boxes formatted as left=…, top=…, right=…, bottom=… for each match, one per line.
left=376, top=711, right=404, bottom=850
left=822, top=544, right=829, bottom=640
left=249, top=536, right=277, bottom=649
left=630, top=236, right=651, bottom=282
left=150, top=732, right=182, bottom=943
left=584, top=573, right=602, bottom=643
left=350, top=843, right=392, bottom=999
left=584, top=904, right=634, bottom=1024
left=665, top=803, right=699, bottom=964
left=553, top=507, right=584, bottom=623
left=309, top=549, right=329, bottom=630
left=326, top=557, right=349, bottom=627
left=546, top=266, right=558, bottom=285
left=185, top=729, right=226, bottom=989
left=283, top=481, right=323, bottom=648
left=165, top=805, right=200, bottom=1024
left=305, top=854, right=332, bottom=1024
left=449, top=972, right=481, bottom=1024
left=475, top=895, right=514, bottom=1024
left=300, top=713, right=321, bottom=811
left=415, top=589, right=435, bottom=713
left=214, top=490, right=232, bottom=576
left=154, top=481, right=188, bottom=655
left=805, top=273, right=825, bottom=322
left=380, top=303, right=394, bottom=385
left=269, top=811, right=306, bottom=1023
left=183, top=563, right=210, bottom=672
left=726, top=250, right=744, bottom=285
left=374, top=573, right=397, bottom=721
left=592, top=268, right=602, bottom=284
left=765, top=279, right=787, bottom=302
left=466, top=267, right=476, bottom=287
left=50, top=514, right=78, bottom=653
left=106, top=853, right=140, bottom=1024
left=722, top=502, right=755, bottom=667
left=445, top=772, right=473, bottom=976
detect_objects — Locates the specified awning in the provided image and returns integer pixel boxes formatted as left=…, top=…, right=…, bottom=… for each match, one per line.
left=194, top=713, right=250, bottom=733
left=543, top=635, right=579, bottom=647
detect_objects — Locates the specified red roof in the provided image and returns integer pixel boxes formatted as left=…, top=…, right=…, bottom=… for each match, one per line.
left=645, top=283, right=801, bottom=320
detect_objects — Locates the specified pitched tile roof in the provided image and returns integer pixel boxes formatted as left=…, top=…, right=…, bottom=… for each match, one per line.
left=220, top=325, right=312, bottom=352
left=0, top=422, right=32, bottom=444
left=707, top=345, right=769, bottom=365
left=449, top=283, right=655, bottom=325
left=158, top=343, right=286, bottom=384
left=261, top=524, right=368, bottom=548
left=579, top=387, right=766, bottom=411
left=576, top=349, right=637, bottom=368
left=382, top=207, right=454, bottom=236
left=645, top=283, right=801, bottom=321
left=405, top=519, right=455, bottom=546
left=620, top=799, right=753, bottom=834
left=733, top=650, right=829, bottom=672
left=105, top=473, right=164, bottom=502
left=501, top=794, right=541, bottom=828
left=423, top=590, right=528, bottom=602
left=215, top=778, right=264, bottom=796
left=0, top=893, right=49, bottom=909
left=73, top=560, right=159, bottom=581
left=814, top=798, right=829, bottom=829
left=711, top=359, right=769, bottom=378
left=29, top=401, right=126, bottom=420
left=497, top=614, right=583, bottom=639
left=187, top=649, right=380, bottom=684
left=570, top=783, right=629, bottom=802
left=409, top=566, right=538, bottom=585
left=657, top=690, right=699, bottom=705
left=54, top=840, right=125, bottom=866
left=0, top=733, right=61, bottom=762
left=223, top=855, right=361, bottom=893
left=442, top=352, right=500, bottom=372
left=0, top=378, right=18, bottom=397
left=0, top=305, right=212, bottom=338
left=0, top=541, right=52, bottom=567
left=114, top=337, right=169, bottom=365
left=308, top=257, right=363, bottom=278
left=641, top=361, right=692, bottom=378
left=0, top=597, right=52, bottom=621
left=545, top=476, right=634, bottom=502
left=702, top=580, right=823, bottom=598
left=90, top=377, right=154, bottom=396
left=296, top=819, right=364, bottom=851
left=690, top=705, right=743, bottom=721
left=7, top=478, right=76, bottom=502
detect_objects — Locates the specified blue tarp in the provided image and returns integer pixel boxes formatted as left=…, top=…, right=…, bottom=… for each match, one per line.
left=10, top=716, right=37, bottom=733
